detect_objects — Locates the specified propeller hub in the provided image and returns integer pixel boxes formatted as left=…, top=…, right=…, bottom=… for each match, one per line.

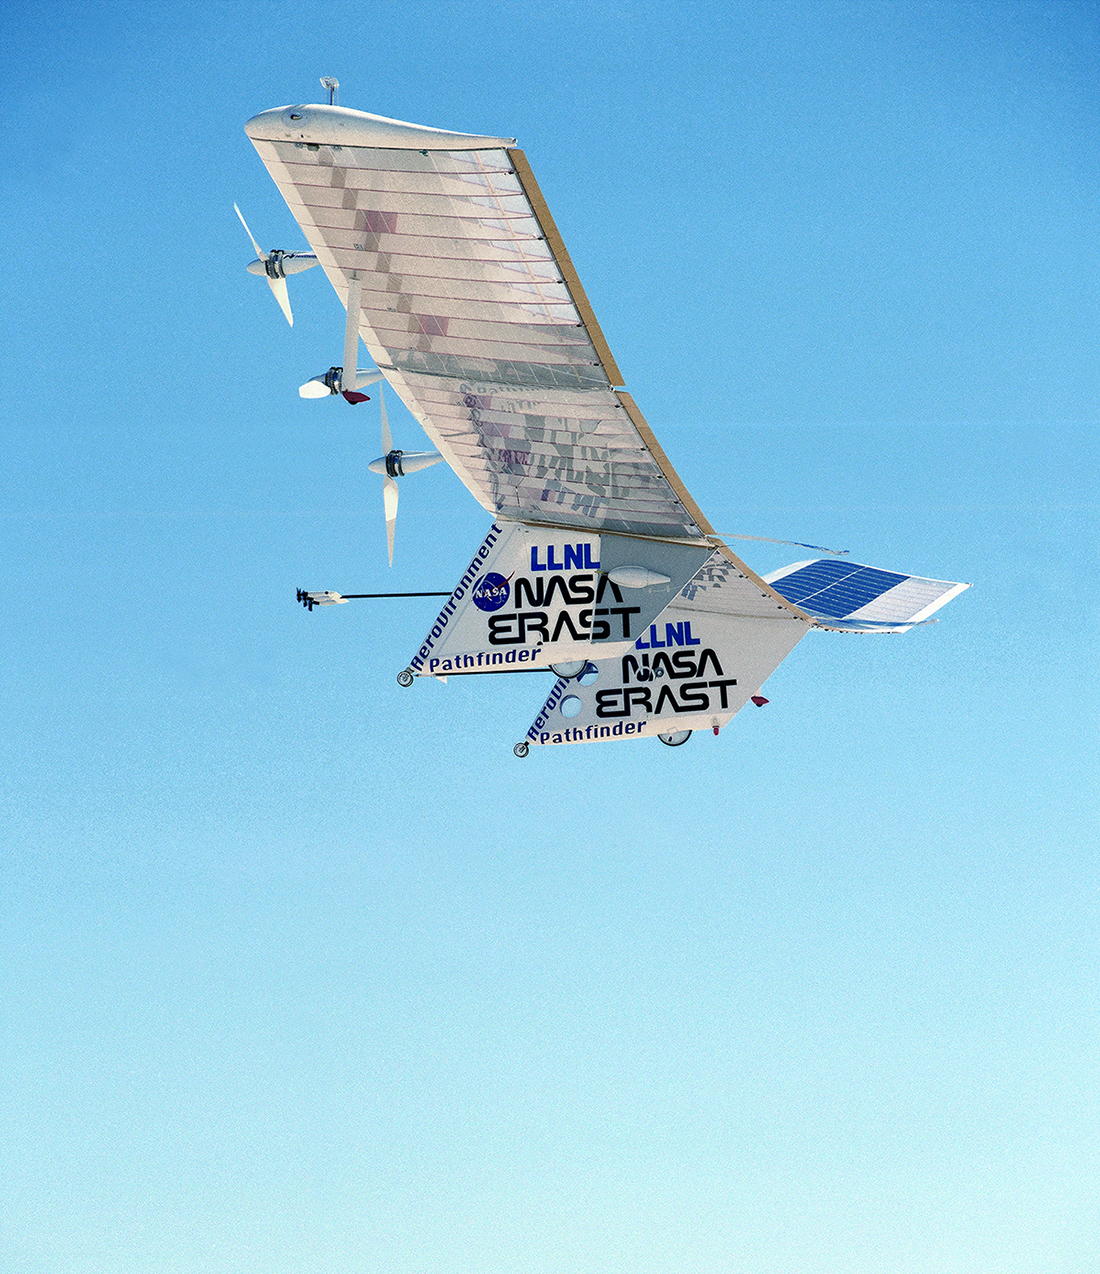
left=264, top=250, right=287, bottom=280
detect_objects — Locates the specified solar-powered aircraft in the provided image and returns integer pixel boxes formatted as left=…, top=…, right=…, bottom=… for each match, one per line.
left=241, top=90, right=969, bottom=755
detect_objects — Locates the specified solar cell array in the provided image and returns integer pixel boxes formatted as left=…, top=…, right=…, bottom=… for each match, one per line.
left=768, top=560, right=910, bottom=619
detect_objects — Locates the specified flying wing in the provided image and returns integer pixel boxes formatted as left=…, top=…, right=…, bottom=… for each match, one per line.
left=243, top=103, right=803, bottom=617
left=245, top=99, right=970, bottom=754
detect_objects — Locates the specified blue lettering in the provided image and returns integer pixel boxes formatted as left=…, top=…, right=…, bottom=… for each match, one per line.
left=637, top=619, right=702, bottom=650
left=534, top=542, right=600, bottom=572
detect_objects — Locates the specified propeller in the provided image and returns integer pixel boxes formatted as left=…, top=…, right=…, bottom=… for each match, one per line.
left=234, top=203, right=318, bottom=326
left=366, top=384, right=444, bottom=565
left=380, top=388, right=399, bottom=565
left=299, top=367, right=383, bottom=400
left=284, top=266, right=443, bottom=564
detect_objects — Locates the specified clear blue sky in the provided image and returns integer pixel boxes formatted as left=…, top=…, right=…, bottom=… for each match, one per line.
left=2, top=2, right=1098, bottom=1272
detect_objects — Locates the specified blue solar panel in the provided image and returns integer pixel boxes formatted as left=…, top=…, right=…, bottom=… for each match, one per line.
left=770, top=560, right=909, bottom=619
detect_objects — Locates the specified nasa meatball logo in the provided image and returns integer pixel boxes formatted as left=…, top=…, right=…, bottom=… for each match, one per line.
left=472, top=572, right=510, bottom=612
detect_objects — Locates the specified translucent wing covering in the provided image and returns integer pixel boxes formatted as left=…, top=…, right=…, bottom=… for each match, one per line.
left=244, top=105, right=713, bottom=542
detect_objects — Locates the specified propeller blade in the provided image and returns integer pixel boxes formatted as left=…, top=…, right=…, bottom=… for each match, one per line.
left=343, top=275, right=362, bottom=394
left=379, top=383, right=392, bottom=454
left=234, top=203, right=267, bottom=261
left=383, top=475, right=399, bottom=566
left=373, top=385, right=422, bottom=562
left=268, top=274, right=293, bottom=326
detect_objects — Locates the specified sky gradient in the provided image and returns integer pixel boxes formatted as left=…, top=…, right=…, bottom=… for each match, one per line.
left=1, top=2, right=1098, bottom=1272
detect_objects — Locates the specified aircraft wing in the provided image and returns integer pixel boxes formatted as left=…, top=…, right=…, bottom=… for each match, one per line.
left=246, top=102, right=970, bottom=752
left=243, top=104, right=796, bottom=605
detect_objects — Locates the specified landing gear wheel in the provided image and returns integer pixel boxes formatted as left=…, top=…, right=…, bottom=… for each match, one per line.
left=658, top=730, right=692, bottom=747
left=513, top=742, right=530, bottom=758
left=549, top=660, right=587, bottom=679
left=396, top=668, right=415, bottom=688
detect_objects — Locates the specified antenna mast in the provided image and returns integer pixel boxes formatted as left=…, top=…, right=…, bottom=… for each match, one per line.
left=320, top=77, right=339, bottom=106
